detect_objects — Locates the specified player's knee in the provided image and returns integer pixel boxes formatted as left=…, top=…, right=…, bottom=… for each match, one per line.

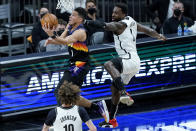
left=123, top=80, right=129, bottom=85
left=112, top=77, right=125, bottom=91
left=104, top=61, right=113, bottom=70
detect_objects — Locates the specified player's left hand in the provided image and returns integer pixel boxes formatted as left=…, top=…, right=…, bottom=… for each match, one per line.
left=158, top=34, right=167, bottom=41
left=44, top=37, right=54, bottom=47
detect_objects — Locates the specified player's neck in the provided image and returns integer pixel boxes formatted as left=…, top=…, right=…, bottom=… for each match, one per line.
left=62, top=104, right=72, bottom=107
left=71, top=23, right=82, bottom=31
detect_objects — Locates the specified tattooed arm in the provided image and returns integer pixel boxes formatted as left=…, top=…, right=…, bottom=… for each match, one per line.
left=137, top=23, right=166, bottom=41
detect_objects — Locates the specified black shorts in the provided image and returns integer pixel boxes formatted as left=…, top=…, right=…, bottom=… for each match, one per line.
left=54, top=62, right=90, bottom=105
left=110, top=57, right=123, bottom=73
left=58, top=63, right=90, bottom=87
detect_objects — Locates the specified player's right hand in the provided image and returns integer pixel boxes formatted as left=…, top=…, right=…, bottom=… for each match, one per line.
left=158, top=34, right=167, bottom=41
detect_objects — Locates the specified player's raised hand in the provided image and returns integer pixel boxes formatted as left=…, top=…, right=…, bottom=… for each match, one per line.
left=158, top=34, right=167, bottom=41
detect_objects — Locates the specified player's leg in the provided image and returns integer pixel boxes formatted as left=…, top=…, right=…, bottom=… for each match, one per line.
left=104, top=58, right=125, bottom=91
left=99, top=57, right=124, bottom=128
left=98, top=83, right=120, bottom=128
left=70, top=63, right=110, bottom=122
left=76, top=96, right=109, bottom=122
left=119, top=58, right=140, bottom=106
left=54, top=70, right=72, bottom=106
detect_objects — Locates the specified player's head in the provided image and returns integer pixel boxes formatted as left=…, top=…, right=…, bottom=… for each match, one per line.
left=58, top=81, right=81, bottom=105
left=85, top=0, right=97, bottom=15
left=112, top=3, right=128, bottom=22
left=69, top=7, right=87, bottom=26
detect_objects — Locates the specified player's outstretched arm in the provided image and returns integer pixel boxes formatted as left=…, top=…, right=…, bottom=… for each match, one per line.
left=54, top=29, right=86, bottom=45
left=137, top=23, right=166, bottom=41
left=85, top=120, right=97, bottom=131
left=85, top=20, right=126, bottom=35
left=105, top=22, right=126, bottom=35
left=44, top=29, right=86, bottom=46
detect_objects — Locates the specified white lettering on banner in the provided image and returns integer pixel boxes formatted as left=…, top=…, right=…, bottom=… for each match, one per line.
left=26, top=77, right=41, bottom=94
left=26, top=72, right=61, bottom=94
left=136, top=53, right=196, bottom=77
left=147, top=59, right=161, bottom=76
left=185, top=54, right=196, bottom=70
left=91, top=66, right=102, bottom=84
left=41, top=73, right=59, bottom=91
left=160, top=57, right=172, bottom=74
left=173, top=55, right=185, bottom=72
left=26, top=53, right=196, bottom=94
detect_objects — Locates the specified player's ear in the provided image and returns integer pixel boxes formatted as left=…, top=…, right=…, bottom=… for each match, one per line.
left=79, top=17, right=83, bottom=23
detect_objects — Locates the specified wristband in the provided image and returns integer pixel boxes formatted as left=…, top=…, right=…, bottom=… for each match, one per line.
left=51, top=35, right=57, bottom=39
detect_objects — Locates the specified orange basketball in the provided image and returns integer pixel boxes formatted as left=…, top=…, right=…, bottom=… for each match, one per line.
left=41, top=13, right=58, bottom=29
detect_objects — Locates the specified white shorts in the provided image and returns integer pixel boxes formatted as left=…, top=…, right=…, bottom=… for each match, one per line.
left=121, top=54, right=140, bottom=84
left=111, top=53, right=140, bottom=85
left=121, top=59, right=140, bottom=85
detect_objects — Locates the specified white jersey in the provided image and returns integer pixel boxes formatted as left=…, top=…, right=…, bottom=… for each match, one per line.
left=113, top=16, right=138, bottom=59
left=53, top=106, right=82, bottom=131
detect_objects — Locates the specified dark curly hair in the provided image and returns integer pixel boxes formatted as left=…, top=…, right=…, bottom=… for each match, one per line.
left=115, top=3, right=128, bottom=15
left=58, top=81, right=81, bottom=105
left=74, top=7, right=87, bottom=21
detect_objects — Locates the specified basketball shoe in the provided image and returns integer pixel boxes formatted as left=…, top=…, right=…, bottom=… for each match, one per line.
left=99, top=118, right=118, bottom=128
left=120, top=90, right=134, bottom=106
left=97, top=100, right=110, bottom=123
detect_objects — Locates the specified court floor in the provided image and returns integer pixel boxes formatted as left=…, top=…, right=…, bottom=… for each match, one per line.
left=83, top=104, right=196, bottom=131
left=1, top=86, right=196, bottom=131
left=1, top=104, right=196, bottom=131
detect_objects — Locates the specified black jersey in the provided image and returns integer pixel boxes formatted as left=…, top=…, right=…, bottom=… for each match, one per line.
left=67, top=24, right=89, bottom=64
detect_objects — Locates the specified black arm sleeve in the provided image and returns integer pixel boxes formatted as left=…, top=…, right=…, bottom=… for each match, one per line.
left=44, top=108, right=57, bottom=126
left=84, top=20, right=106, bottom=29
left=78, top=106, right=90, bottom=123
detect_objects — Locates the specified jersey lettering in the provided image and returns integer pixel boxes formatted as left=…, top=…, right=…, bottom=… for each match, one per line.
left=64, top=124, right=74, bottom=131
left=60, top=115, right=77, bottom=123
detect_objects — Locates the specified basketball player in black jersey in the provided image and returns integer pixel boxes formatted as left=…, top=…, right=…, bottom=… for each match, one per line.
left=42, top=81, right=97, bottom=131
left=43, top=7, right=109, bottom=122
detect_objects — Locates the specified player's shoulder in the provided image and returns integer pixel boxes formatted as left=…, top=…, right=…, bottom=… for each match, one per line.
left=78, top=106, right=85, bottom=111
left=123, top=16, right=135, bottom=22
left=122, top=16, right=136, bottom=27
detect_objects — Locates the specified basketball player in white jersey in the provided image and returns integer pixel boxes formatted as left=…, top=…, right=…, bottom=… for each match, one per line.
left=86, top=3, right=166, bottom=128
left=42, top=81, right=97, bottom=131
